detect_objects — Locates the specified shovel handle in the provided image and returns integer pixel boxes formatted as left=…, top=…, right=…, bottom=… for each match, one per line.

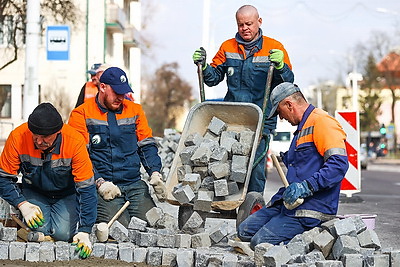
left=107, top=201, right=130, bottom=228
left=197, top=63, right=205, bottom=102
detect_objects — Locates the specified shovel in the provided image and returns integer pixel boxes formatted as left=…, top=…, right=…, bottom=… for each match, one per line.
left=96, top=200, right=130, bottom=242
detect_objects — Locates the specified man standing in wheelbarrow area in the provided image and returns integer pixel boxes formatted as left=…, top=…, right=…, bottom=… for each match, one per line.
left=237, top=82, right=349, bottom=248
left=192, top=4, right=294, bottom=193
left=0, top=103, right=96, bottom=259
left=68, top=66, right=167, bottom=228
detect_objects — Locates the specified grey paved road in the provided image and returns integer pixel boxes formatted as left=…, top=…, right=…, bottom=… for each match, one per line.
left=264, top=158, right=400, bottom=250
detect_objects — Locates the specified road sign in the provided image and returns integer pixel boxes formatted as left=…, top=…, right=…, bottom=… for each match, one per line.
left=335, top=110, right=361, bottom=197
left=46, top=25, right=70, bottom=60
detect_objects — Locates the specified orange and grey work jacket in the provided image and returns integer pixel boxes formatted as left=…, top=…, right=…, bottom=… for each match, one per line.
left=203, top=31, right=294, bottom=134
left=270, top=105, right=349, bottom=225
left=0, top=123, right=97, bottom=233
left=68, top=97, right=161, bottom=186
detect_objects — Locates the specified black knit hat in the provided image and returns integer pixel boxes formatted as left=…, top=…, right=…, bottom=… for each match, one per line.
left=28, top=103, right=63, bottom=135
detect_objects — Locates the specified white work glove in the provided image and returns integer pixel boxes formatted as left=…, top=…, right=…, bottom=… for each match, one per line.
left=18, top=201, right=45, bottom=229
left=149, top=171, right=167, bottom=202
left=72, top=232, right=92, bottom=259
left=98, top=181, right=121, bottom=201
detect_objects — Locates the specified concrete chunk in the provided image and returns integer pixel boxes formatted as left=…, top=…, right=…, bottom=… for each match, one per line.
left=332, top=235, right=361, bottom=260
left=162, top=248, right=177, bottom=266
left=55, top=241, right=70, bottom=261
left=109, top=220, right=129, bottom=242
left=357, top=229, right=381, bottom=249
left=147, top=247, right=162, bottom=266
left=25, top=242, right=40, bottom=262
left=263, top=245, right=291, bottom=267
left=128, top=216, right=148, bottom=231
left=194, top=190, right=214, bottom=212
left=145, top=206, right=164, bottom=227
left=104, top=243, right=118, bottom=260
left=172, top=184, right=196, bottom=204
left=9, top=241, right=25, bottom=260
left=182, top=211, right=204, bottom=234
left=191, top=232, right=212, bottom=248
left=313, top=230, right=335, bottom=258
left=208, top=116, right=227, bottom=136
left=118, top=242, right=134, bottom=262
left=341, top=253, right=363, bottom=267
left=365, top=254, right=390, bottom=267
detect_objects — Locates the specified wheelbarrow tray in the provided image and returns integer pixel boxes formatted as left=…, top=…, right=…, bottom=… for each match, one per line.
left=165, top=101, right=263, bottom=211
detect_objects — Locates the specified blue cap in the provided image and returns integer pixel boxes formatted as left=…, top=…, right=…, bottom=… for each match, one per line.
left=99, top=67, right=133, bottom=95
left=268, top=82, right=301, bottom=119
left=87, top=63, right=102, bottom=75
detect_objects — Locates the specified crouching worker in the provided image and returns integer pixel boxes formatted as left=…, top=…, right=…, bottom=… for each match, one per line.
left=0, top=103, right=97, bottom=259
left=237, top=82, right=349, bottom=249
left=68, top=66, right=167, bottom=228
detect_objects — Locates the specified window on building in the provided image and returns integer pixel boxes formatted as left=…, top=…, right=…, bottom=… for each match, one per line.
left=0, top=85, right=11, bottom=118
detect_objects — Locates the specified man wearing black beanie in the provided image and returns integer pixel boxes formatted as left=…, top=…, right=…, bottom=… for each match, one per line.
left=0, top=102, right=97, bottom=259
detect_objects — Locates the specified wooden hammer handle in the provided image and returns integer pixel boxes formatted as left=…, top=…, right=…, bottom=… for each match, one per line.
left=271, top=154, right=289, bottom=187
left=107, top=201, right=130, bottom=227
left=271, top=154, right=304, bottom=210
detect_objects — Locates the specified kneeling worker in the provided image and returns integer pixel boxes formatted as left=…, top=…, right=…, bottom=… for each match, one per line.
left=237, top=82, right=349, bottom=248
left=0, top=103, right=96, bottom=259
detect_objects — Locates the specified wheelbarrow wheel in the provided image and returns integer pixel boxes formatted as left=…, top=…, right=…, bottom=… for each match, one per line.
left=236, top=192, right=265, bottom=229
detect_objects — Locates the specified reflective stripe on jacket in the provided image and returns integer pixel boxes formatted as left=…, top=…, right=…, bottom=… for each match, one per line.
left=203, top=35, right=294, bottom=133
left=269, top=105, right=349, bottom=221
left=68, top=97, right=161, bottom=186
left=0, top=123, right=96, bottom=233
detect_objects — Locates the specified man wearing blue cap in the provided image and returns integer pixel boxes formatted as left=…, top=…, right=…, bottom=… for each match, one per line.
left=69, top=67, right=167, bottom=228
left=237, top=82, right=349, bottom=249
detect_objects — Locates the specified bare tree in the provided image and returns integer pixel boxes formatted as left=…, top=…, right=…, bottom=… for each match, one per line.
left=142, top=62, right=193, bottom=136
left=0, top=0, right=82, bottom=71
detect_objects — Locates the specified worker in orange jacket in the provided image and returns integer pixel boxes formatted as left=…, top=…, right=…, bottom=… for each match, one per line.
left=68, top=67, right=167, bottom=227
left=0, top=103, right=96, bottom=259
left=192, top=5, right=294, bottom=193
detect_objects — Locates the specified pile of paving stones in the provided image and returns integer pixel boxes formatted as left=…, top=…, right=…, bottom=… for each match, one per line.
left=1, top=208, right=399, bottom=266
left=171, top=116, right=256, bottom=210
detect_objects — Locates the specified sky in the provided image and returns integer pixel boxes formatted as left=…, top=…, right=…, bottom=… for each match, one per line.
left=141, top=0, right=400, bottom=100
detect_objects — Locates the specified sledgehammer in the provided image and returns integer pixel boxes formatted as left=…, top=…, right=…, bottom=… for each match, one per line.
left=96, top=200, right=130, bottom=242
left=271, top=154, right=304, bottom=210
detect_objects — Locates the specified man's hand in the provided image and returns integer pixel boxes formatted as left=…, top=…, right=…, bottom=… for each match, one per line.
left=149, top=171, right=167, bottom=202
left=192, top=47, right=207, bottom=70
left=269, top=49, right=284, bottom=70
left=283, top=180, right=313, bottom=205
left=98, top=181, right=121, bottom=201
left=19, top=201, right=45, bottom=229
left=72, top=232, right=92, bottom=259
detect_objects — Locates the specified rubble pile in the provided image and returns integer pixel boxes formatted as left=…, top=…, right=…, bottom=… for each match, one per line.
left=1, top=209, right=399, bottom=266
left=171, top=116, right=256, bottom=210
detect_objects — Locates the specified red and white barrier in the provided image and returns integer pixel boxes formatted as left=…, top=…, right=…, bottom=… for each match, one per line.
left=335, top=111, right=361, bottom=197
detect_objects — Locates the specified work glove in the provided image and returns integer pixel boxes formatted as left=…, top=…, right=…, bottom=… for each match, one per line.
left=19, top=201, right=45, bottom=229
left=283, top=180, right=313, bottom=205
left=98, top=181, right=121, bottom=201
left=192, top=47, right=207, bottom=70
left=72, top=232, right=92, bottom=259
left=149, top=171, right=167, bottom=202
left=269, top=49, right=284, bottom=70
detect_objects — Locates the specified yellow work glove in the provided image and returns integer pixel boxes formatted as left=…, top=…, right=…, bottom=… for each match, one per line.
left=72, top=232, right=92, bottom=259
left=192, top=47, right=207, bottom=70
left=18, top=201, right=45, bottom=229
left=149, top=171, right=167, bottom=202
left=98, top=180, right=121, bottom=201
left=269, top=49, right=284, bottom=70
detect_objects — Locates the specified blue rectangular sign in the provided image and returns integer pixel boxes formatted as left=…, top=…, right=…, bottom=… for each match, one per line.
left=46, top=25, right=70, bottom=60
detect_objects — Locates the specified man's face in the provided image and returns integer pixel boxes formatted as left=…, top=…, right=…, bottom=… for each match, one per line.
left=100, top=83, right=124, bottom=111
left=236, top=12, right=262, bottom=42
left=32, top=132, right=59, bottom=150
left=277, top=100, right=296, bottom=126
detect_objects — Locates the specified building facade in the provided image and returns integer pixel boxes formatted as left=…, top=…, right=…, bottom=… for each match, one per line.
left=0, top=0, right=142, bottom=144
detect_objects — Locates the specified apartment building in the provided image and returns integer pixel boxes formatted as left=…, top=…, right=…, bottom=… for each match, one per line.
left=0, top=0, right=142, bottom=145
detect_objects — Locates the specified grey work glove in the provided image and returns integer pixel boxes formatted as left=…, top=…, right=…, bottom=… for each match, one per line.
left=97, top=180, right=121, bottom=201
left=149, top=171, right=167, bottom=202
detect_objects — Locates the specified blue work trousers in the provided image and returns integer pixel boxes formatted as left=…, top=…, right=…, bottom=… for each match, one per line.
left=23, top=188, right=77, bottom=241
left=248, top=136, right=268, bottom=193
left=237, top=203, right=309, bottom=249
left=97, top=179, right=155, bottom=227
